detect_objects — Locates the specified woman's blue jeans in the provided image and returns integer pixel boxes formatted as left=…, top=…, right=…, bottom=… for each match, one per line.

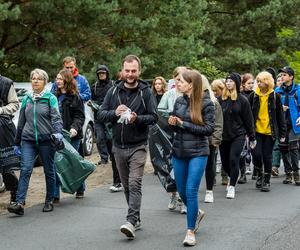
left=16, top=140, right=56, bottom=204
left=54, top=138, right=85, bottom=198
left=172, top=155, right=207, bottom=230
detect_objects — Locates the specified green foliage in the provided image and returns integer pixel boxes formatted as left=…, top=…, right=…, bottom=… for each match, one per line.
left=0, top=0, right=300, bottom=83
left=189, top=57, right=227, bottom=81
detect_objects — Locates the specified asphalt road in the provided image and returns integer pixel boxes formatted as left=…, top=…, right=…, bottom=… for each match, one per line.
left=0, top=173, right=299, bottom=250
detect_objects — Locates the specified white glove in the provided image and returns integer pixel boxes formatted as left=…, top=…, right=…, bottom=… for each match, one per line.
left=296, top=117, right=300, bottom=126
left=249, top=140, right=257, bottom=149
left=117, top=109, right=132, bottom=124
left=70, top=128, right=78, bottom=138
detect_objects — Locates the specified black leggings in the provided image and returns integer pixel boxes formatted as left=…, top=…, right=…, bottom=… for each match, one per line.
left=251, top=133, right=275, bottom=174
left=1, top=170, right=18, bottom=192
left=205, top=145, right=217, bottom=190
left=219, top=136, right=245, bottom=186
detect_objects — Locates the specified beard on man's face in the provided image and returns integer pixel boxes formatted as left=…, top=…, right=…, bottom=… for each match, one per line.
left=124, top=76, right=138, bottom=85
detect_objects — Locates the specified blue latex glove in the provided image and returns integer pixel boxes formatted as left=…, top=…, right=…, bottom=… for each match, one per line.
left=13, top=146, right=21, bottom=156
left=52, top=133, right=63, bottom=142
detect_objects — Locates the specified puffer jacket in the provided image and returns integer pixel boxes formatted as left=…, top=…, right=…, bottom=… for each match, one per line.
left=171, top=91, right=215, bottom=158
left=98, top=80, right=158, bottom=148
left=15, top=91, right=63, bottom=145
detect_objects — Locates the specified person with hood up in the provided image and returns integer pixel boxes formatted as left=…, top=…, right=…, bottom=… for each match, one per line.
left=91, top=65, right=113, bottom=165
left=218, top=72, right=255, bottom=199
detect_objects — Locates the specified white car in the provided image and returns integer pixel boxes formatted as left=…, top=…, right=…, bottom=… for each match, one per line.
left=13, top=82, right=95, bottom=156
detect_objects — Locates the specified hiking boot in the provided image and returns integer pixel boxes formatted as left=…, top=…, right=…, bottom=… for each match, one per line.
left=109, top=183, right=123, bottom=192
left=120, top=221, right=135, bottom=239
left=293, top=172, right=300, bottom=186
left=168, top=193, right=178, bottom=210
left=7, top=202, right=24, bottom=216
left=194, top=209, right=205, bottom=233
left=221, top=176, right=228, bottom=185
left=42, top=202, right=54, bottom=212
left=204, top=190, right=214, bottom=203
left=283, top=173, right=293, bottom=184
left=76, top=192, right=84, bottom=199
left=238, top=174, right=247, bottom=184
left=271, top=167, right=279, bottom=177
left=226, top=186, right=235, bottom=199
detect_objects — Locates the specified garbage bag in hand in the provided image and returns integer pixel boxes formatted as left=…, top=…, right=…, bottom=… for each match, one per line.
left=54, top=137, right=96, bottom=194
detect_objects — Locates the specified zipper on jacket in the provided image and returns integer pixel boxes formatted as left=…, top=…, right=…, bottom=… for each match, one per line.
left=33, top=101, right=39, bottom=145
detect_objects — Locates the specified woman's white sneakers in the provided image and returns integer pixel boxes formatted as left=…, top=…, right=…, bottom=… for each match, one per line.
left=226, top=186, right=235, bottom=199
left=204, top=190, right=214, bottom=203
left=183, top=233, right=196, bottom=246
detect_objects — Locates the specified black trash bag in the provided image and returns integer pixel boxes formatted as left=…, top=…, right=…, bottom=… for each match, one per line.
left=149, top=123, right=176, bottom=193
left=0, top=115, right=20, bottom=172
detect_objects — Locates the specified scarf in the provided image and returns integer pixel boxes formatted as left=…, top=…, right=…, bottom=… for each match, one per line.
left=31, top=89, right=46, bottom=101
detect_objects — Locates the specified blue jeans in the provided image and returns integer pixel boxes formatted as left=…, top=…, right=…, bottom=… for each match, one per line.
left=172, top=155, right=207, bottom=230
left=54, top=138, right=85, bottom=198
left=16, top=140, right=56, bottom=204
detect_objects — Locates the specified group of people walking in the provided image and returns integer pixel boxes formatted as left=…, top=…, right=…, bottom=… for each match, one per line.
left=1, top=54, right=299, bottom=247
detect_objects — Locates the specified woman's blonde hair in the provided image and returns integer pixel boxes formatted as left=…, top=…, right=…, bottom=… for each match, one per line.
left=152, top=76, right=167, bottom=95
left=222, top=80, right=238, bottom=101
left=211, top=79, right=225, bottom=91
left=256, top=71, right=275, bottom=90
left=181, top=68, right=203, bottom=125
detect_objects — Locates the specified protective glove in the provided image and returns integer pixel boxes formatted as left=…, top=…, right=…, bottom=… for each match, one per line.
left=70, top=128, right=78, bottom=138
left=52, top=133, right=63, bottom=142
left=249, top=140, right=257, bottom=149
left=117, top=109, right=132, bottom=124
left=13, top=146, right=21, bottom=157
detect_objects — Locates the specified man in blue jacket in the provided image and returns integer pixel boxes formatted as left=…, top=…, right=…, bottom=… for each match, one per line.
left=51, top=56, right=91, bottom=102
left=275, top=66, right=300, bottom=186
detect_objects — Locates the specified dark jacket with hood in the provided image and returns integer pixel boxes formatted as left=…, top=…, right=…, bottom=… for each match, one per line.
left=219, top=72, right=255, bottom=141
left=58, top=94, right=85, bottom=140
left=171, top=91, right=215, bottom=158
left=91, top=65, right=113, bottom=106
left=98, top=80, right=158, bottom=148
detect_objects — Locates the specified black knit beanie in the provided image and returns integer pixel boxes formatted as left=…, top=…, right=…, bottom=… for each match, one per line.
left=226, top=72, right=241, bottom=92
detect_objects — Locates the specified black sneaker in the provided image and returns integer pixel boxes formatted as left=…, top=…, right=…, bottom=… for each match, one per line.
left=293, top=172, right=300, bottom=186
left=43, top=202, right=54, bottom=212
left=7, top=202, right=24, bottom=216
left=76, top=192, right=84, bottom=199
left=98, top=159, right=108, bottom=165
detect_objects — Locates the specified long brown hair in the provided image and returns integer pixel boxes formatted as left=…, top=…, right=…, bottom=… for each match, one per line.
left=181, top=69, right=203, bottom=125
left=56, top=69, right=78, bottom=96
left=152, top=76, right=167, bottom=95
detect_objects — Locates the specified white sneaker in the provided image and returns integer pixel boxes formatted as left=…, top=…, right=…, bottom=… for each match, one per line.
left=226, top=186, right=235, bottom=199
left=180, top=203, right=187, bottom=214
left=168, top=193, right=178, bottom=210
left=183, top=233, right=196, bottom=246
left=109, top=183, right=123, bottom=192
left=120, top=222, right=135, bottom=239
left=246, top=166, right=252, bottom=175
left=204, top=190, right=214, bottom=203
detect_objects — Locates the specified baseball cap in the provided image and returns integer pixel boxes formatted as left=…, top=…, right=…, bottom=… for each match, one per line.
left=278, top=66, right=294, bottom=77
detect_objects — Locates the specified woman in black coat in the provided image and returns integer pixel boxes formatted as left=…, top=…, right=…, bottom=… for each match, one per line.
left=218, top=73, right=255, bottom=199
left=54, top=69, right=85, bottom=201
